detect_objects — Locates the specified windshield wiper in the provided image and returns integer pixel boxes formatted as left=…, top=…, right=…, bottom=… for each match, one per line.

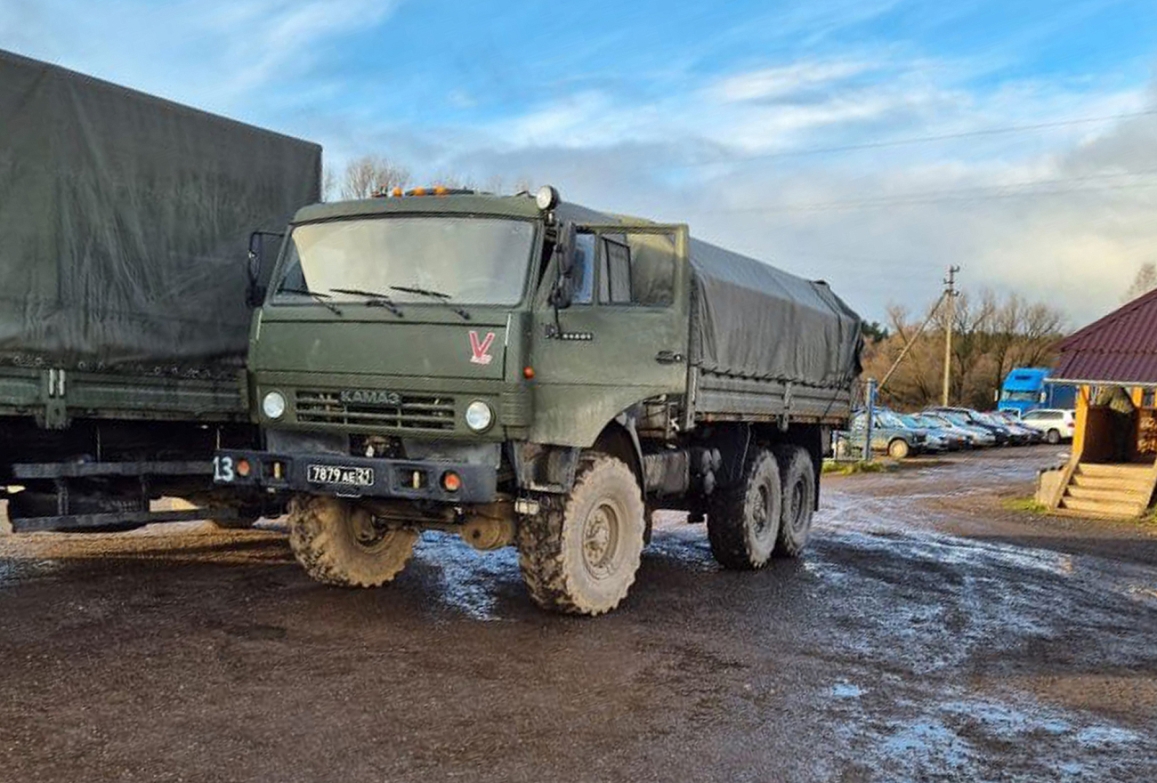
left=328, top=287, right=404, bottom=317
left=279, top=287, right=343, bottom=317
left=389, top=285, right=471, bottom=320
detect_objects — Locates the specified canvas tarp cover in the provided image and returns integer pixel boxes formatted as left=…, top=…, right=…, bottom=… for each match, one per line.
left=0, top=50, right=321, bottom=370
left=690, top=239, right=862, bottom=388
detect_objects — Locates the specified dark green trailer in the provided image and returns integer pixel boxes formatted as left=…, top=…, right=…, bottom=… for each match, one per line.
left=0, top=50, right=321, bottom=531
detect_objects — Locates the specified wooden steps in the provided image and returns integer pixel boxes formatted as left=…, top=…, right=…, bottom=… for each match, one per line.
left=1056, top=462, right=1157, bottom=519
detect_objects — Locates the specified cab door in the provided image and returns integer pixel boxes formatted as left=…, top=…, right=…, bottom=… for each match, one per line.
left=528, top=223, right=691, bottom=446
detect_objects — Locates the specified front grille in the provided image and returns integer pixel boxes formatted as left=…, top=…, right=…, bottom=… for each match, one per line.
left=295, top=390, right=456, bottom=431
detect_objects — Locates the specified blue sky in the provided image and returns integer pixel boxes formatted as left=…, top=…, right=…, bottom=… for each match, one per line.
left=2, top=0, right=1156, bottom=324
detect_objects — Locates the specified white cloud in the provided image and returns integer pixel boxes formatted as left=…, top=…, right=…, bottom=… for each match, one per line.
left=0, top=0, right=400, bottom=112
left=711, top=60, right=875, bottom=103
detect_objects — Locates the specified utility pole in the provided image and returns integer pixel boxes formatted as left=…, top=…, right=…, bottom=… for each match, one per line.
left=941, top=265, right=960, bottom=407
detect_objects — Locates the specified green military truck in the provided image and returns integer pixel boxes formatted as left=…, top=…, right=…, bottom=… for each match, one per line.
left=0, top=50, right=320, bottom=532
left=215, top=186, right=862, bottom=614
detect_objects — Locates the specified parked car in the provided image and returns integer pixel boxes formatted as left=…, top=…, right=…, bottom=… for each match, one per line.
left=994, top=410, right=1045, bottom=445
left=914, top=412, right=994, bottom=448
left=977, top=410, right=1033, bottom=445
left=899, top=413, right=966, bottom=450
left=840, top=411, right=928, bottom=459
left=1019, top=408, right=1077, bottom=444
left=926, top=407, right=1011, bottom=446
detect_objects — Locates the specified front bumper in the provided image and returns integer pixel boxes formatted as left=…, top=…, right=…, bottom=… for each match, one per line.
left=213, top=449, right=497, bottom=503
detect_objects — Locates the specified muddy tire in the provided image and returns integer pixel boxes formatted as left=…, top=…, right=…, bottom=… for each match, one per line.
left=706, top=448, right=781, bottom=570
left=1046, top=429, right=1061, bottom=445
left=773, top=446, right=815, bottom=558
left=287, top=495, right=417, bottom=588
left=887, top=438, right=911, bottom=460
left=517, top=453, right=645, bottom=616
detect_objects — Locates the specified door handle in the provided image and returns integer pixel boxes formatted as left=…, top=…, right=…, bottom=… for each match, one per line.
left=655, top=350, right=685, bottom=364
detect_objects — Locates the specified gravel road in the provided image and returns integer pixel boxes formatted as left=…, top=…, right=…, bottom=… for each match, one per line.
left=1, top=447, right=1154, bottom=782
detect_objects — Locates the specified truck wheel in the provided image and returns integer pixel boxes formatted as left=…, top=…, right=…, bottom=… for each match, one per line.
left=887, top=438, right=910, bottom=460
left=1046, top=429, right=1061, bottom=445
left=517, top=453, right=645, bottom=616
left=706, top=449, right=781, bottom=570
left=287, top=495, right=417, bottom=588
left=773, top=446, right=815, bottom=558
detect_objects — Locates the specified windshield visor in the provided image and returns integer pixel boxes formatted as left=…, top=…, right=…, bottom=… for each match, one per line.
left=273, top=216, right=536, bottom=306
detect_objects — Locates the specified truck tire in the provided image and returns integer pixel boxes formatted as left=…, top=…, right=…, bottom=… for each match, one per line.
left=773, top=446, right=815, bottom=558
left=706, top=448, right=781, bottom=570
left=287, top=495, right=417, bottom=588
left=887, top=438, right=910, bottom=459
left=517, top=453, right=645, bottom=616
left=1046, top=429, right=1061, bottom=445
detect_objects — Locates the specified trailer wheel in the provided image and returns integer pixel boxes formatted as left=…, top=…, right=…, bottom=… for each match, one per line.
left=706, top=448, right=781, bottom=570
left=1046, top=429, right=1061, bottom=445
left=287, top=495, right=417, bottom=588
left=887, top=438, right=911, bottom=460
left=517, top=453, right=645, bottom=616
left=773, top=446, right=815, bottom=558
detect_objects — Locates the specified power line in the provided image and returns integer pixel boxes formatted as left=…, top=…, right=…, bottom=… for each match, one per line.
left=698, top=169, right=1157, bottom=215
left=666, top=108, right=1157, bottom=169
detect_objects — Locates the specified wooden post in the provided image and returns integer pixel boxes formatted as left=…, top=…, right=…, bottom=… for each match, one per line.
left=1072, top=384, right=1090, bottom=461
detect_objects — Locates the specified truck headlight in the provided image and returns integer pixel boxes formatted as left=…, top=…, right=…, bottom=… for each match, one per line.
left=464, top=400, right=494, bottom=432
left=262, top=391, right=286, bottom=420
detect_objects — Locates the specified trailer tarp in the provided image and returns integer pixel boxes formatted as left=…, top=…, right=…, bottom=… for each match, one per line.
left=689, top=239, right=863, bottom=388
left=0, top=49, right=321, bottom=370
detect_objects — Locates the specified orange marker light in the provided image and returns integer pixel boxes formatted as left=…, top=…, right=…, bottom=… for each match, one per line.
left=412, top=187, right=427, bottom=196
left=391, top=186, right=403, bottom=197
left=434, top=185, right=448, bottom=196
left=523, top=366, right=536, bottom=380
left=442, top=471, right=462, bottom=492
left=236, top=458, right=251, bottom=478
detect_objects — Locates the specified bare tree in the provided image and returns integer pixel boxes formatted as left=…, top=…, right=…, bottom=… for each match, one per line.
left=865, top=288, right=1068, bottom=410
left=338, top=155, right=411, bottom=200
left=1124, top=261, right=1157, bottom=302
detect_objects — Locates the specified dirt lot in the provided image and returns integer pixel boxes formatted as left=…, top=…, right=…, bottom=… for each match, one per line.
left=1, top=447, right=1155, bottom=782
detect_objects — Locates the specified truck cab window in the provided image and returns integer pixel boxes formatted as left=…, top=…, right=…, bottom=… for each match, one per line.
left=599, top=238, right=632, bottom=304
left=571, top=233, right=596, bottom=305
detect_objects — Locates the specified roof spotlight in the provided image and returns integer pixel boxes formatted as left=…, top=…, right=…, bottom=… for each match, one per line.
left=535, top=185, right=560, bottom=211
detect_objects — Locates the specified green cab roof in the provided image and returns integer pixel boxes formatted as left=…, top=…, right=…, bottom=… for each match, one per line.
left=293, top=193, right=546, bottom=224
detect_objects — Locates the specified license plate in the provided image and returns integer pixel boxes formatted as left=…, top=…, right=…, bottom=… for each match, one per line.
left=307, top=464, right=375, bottom=486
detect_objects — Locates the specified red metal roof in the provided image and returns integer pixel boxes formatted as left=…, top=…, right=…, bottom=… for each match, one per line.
left=1053, top=287, right=1157, bottom=385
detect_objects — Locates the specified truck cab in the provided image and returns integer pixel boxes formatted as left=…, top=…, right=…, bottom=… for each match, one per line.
left=216, top=187, right=861, bottom=615
left=998, top=367, right=1077, bottom=418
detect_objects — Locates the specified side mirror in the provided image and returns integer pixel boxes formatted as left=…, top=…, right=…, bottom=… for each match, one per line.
left=549, top=222, right=577, bottom=310
left=246, top=230, right=284, bottom=307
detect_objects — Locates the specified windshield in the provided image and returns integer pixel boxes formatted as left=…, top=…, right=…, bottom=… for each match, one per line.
left=877, top=412, right=905, bottom=428
left=1000, top=391, right=1038, bottom=402
left=273, top=216, right=536, bottom=306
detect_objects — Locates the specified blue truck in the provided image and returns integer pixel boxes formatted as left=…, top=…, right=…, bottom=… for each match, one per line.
left=997, top=367, right=1076, bottom=417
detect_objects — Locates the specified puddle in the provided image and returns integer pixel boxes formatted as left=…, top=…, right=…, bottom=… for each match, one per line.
left=829, top=685, right=1155, bottom=782
left=413, top=531, right=519, bottom=622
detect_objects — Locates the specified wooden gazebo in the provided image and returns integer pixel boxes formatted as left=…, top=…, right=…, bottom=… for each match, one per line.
left=1045, top=288, right=1157, bottom=518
